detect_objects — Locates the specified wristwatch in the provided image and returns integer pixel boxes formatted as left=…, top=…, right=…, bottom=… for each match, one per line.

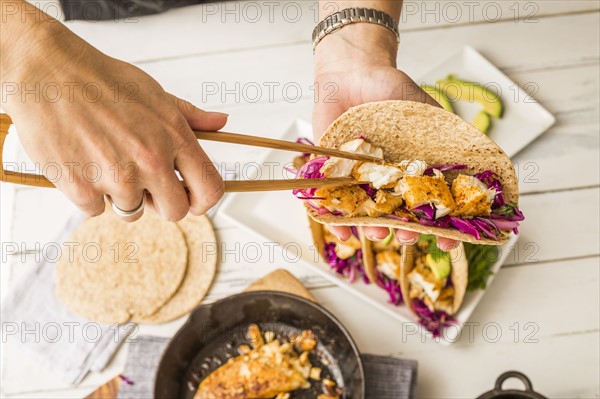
left=312, top=7, right=400, bottom=53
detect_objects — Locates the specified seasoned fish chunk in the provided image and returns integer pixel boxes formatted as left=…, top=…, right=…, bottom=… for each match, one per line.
left=351, top=162, right=403, bottom=189
left=396, top=176, right=456, bottom=219
left=451, top=174, right=496, bottom=217
left=375, top=251, right=402, bottom=280
left=431, top=286, right=455, bottom=314
left=194, top=340, right=311, bottom=399
left=408, top=262, right=446, bottom=302
left=372, top=190, right=404, bottom=214
left=320, top=139, right=383, bottom=178
left=315, top=186, right=374, bottom=217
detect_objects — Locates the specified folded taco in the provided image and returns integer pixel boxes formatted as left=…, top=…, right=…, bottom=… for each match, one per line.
left=308, top=216, right=370, bottom=284
left=294, top=101, right=524, bottom=244
left=309, top=214, right=405, bottom=307
left=399, top=235, right=468, bottom=337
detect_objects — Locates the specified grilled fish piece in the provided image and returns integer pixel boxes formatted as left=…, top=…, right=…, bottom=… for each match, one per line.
left=450, top=174, right=496, bottom=217
left=194, top=339, right=311, bottom=399
left=372, top=190, right=404, bottom=215
left=375, top=251, right=402, bottom=280
left=396, top=175, right=456, bottom=219
left=315, top=186, right=374, bottom=217
left=351, top=162, right=404, bottom=189
left=408, top=261, right=446, bottom=303
left=320, top=139, right=383, bottom=178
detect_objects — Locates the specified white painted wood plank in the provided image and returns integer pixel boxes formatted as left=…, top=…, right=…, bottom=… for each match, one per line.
left=139, top=13, right=600, bottom=109
left=509, top=187, right=600, bottom=265
left=399, top=12, right=599, bottom=76
left=313, top=257, right=600, bottom=398
left=313, top=257, right=599, bottom=347
left=53, top=1, right=599, bottom=64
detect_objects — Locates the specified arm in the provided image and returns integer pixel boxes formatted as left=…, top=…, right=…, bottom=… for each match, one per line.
left=1, top=0, right=226, bottom=221
left=313, top=1, right=455, bottom=250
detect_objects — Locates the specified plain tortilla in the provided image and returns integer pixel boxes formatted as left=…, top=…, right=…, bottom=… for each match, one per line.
left=133, top=214, right=218, bottom=324
left=308, top=100, right=519, bottom=245
left=400, top=242, right=468, bottom=316
left=55, top=210, right=188, bottom=324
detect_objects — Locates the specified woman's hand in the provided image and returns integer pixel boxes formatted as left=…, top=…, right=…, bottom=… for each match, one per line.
left=312, top=23, right=457, bottom=250
left=1, top=8, right=225, bottom=222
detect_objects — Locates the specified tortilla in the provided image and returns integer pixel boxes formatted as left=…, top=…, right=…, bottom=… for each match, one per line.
left=307, top=100, right=519, bottom=245
left=357, top=227, right=377, bottom=284
left=133, top=214, right=218, bottom=324
left=55, top=210, right=188, bottom=324
left=400, top=242, right=468, bottom=316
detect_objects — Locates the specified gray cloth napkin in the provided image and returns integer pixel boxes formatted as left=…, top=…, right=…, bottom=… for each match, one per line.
left=1, top=213, right=136, bottom=385
left=117, top=335, right=417, bottom=399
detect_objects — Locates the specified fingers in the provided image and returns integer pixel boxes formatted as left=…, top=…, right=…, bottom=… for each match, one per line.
left=144, top=169, right=190, bottom=221
left=55, top=179, right=105, bottom=217
left=169, top=94, right=228, bottom=132
left=105, top=189, right=146, bottom=222
left=394, top=229, right=419, bottom=245
left=175, top=148, right=225, bottom=216
left=437, top=237, right=459, bottom=251
left=166, top=94, right=227, bottom=215
left=327, top=226, right=352, bottom=242
left=363, top=226, right=391, bottom=241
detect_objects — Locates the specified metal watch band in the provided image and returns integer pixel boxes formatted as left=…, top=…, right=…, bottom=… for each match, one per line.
left=312, top=7, right=400, bottom=53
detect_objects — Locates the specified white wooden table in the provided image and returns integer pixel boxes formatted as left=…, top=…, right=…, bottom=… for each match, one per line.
left=1, top=1, right=599, bottom=398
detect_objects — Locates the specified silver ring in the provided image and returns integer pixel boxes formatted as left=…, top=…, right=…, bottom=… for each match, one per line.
left=108, top=194, right=146, bottom=218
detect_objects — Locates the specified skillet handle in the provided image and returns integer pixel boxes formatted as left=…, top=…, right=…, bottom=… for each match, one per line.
left=495, top=371, right=534, bottom=392
left=0, top=114, right=56, bottom=188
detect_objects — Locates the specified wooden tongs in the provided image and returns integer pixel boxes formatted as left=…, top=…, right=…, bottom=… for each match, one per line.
left=0, top=114, right=377, bottom=192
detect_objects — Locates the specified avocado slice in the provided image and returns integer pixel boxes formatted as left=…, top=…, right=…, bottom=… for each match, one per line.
left=436, top=75, right=503, bottom=118
left=422, top=85, right=454, bottom=113
left=425, top=252, right=451, bottom=281
left=472, top=110, right=492, bottom=134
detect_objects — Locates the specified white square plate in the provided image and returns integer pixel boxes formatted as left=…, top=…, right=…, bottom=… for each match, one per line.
left=220, top=120, right=519, bottom=342
left=416, top=46, right=555, bottom=157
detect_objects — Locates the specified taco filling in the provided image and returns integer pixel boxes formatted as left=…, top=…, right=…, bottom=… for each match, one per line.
left=372, top=238, right=403, bottom=306
left=293, top=138, right=524, bottom=241
left=408, top=236, right=458, bottom=337
left=322, top=225, right=369, bottom=284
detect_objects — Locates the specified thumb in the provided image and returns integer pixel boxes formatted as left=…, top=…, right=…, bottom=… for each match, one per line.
left=168, top=94, right=228, bottom=131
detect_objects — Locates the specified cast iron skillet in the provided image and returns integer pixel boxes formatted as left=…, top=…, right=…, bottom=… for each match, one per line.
left=154, top=291, right=365, bottom=399
left=477, top=371, right=548, bottom=399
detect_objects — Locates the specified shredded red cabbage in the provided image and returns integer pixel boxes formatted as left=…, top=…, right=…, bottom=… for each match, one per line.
left=419, top=215, right=451, bottom=228
left=376, top=272, right=403, bottom=306
left=450, top=217, right=481, bottom=240
left=323, top=244, right=369, bottom=284
left=424, top=164, right=467, bottom=176
left=470, top=218, right=498, bottom=240
left=412, top=204, right=436, bottom=220
left=475, top=170, right=505, bottom=207
left=489, top=219, right=519, bottom=230
left=359, top=184, right=377, bottom=200
left=292, top=156, right=329, bottom=203
left=412, top=299, right=456, bottom=338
